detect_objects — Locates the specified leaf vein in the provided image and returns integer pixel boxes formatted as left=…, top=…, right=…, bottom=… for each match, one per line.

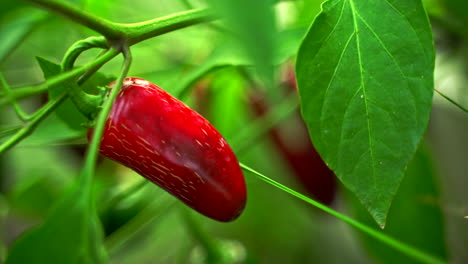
left=349, top=0, right=378, bottom=192
left=382, top=0, right=430, bottom=61
left=307, top=0, right=347, bottom=69
left=354, top=12, right=407, bottom=79
left=319, top=30, right=357, bottom=145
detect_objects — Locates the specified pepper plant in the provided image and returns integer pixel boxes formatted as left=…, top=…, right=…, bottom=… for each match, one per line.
left=0, top=0, right=467, bottom=263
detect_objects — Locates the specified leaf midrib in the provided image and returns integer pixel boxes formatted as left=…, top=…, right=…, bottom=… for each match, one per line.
left=348, top=0, right=378, bottom=192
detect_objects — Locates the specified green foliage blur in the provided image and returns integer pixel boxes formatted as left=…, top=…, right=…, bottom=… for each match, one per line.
left=0, top=0, right=467, bottom=263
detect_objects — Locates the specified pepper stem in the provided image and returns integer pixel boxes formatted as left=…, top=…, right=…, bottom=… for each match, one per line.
left=61, top=37, right=109, bottom=120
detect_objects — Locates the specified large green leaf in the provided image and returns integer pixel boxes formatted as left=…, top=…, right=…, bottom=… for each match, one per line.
left=6, top=187, right=108, bottom=264
left=36, top=57, right=114, bottom=131
left=296, top=0, right=434, bottom=226
left=348, top=145, right=447, bottom=263
left=206, top=0, right=277, bottom=86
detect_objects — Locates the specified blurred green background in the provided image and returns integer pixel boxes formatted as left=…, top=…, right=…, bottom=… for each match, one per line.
left=0, top=0, right=467, bottom=263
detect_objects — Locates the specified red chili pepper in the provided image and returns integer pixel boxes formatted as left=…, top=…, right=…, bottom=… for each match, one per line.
left=91, top=77, right=247, bottom=222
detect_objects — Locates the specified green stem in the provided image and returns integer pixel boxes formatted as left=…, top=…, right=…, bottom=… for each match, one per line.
left=240, top=163, right=445, bottom=264
left=0, top=126, right=22, bottom=139
left=61, top=37, right=109, bottom=120
left=61, top=37, right=108, bottom=71
left=0, top=73, right=31, bottom=121
left=24, top=0, right=215, bottom=46
left=0, top=49, right=117, bottom=153
left=1, top=49, right=118, bottom=107
left=79, top=47, right=132, bottom=194
left=0, top=48, right=117, bottom=154
left=122, top=9, right=216, bottom=45
left=0, top=93, right=67, bottom=154
left=434, top=88, right=468, bottom=114
left=2, top=10, right=215, bottom=106
left=23, top=0, right=122, bottom=39
left=77, top=50, right=111, bottom=86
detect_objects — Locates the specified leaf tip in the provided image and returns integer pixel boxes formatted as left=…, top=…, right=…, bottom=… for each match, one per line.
left=368, top=207, right=389, bottom=229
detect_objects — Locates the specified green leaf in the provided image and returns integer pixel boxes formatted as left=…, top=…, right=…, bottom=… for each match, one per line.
left=0, top=7, right=47, bottom=65
left=347, top=145, right=447, bottom=263
left=36, top=57, right=114, bottom=131
left=296, top=0, right=434, bottom=226
left=6, top=187, right=108, bottom=264
left=206, top=0, right=277, bottom=86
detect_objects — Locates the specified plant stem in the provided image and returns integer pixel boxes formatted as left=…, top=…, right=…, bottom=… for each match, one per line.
left=434, top=88, right=468, bottom=114
left=61, top=37, right=109, bottom=120
left=24, top=0, right=216, bottom=46
left=0, top=49, right=117, bottom=154
left=0, top=126, right=22, bottom=139
left=61, top=37, right=108, bottom=71
left=79, top=47, right=132, bottom=195
left=122, top=9, right=216, bottom=45
left=23, top=0, right=122, bottom=39
left=239, top=163, right=445, bottom=264
left=2, top=10, right=214, bottom=105
left=0, top=93, right=67, bottom=154
left=1, top=49, right=118, bottom=107
left=0, top=73, right=31, bottom=121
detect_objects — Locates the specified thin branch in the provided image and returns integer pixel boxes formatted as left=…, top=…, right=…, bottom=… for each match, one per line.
left=79, top=47, right=132, bottom=193
left=0, top=93, right=67, bottom=154
left=24, top=0, right=216, bottom=46
left=0, top=49, right=119, bottom=153
left=123, top=9, right=216, bottom=45
left=0, top=73, right=32, bottom=121
left=1, top=49, right=118, bottom=107
left=434, top=88, right=468, bottom=114
left=240, top=163, right=445, bottom=264
left=23, top=0, right=122, bottom=39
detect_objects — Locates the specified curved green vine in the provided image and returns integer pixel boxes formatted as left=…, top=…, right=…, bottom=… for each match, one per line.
left=61, top=37, right=109, bottom=120
left=0, top=49, right=118, bottom=154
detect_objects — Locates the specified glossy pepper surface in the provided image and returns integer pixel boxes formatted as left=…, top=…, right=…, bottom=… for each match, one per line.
left=94, top=77, right=247, bottom=222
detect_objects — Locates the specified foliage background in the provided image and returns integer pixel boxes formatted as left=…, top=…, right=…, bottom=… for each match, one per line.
left=0, top=0, right=467, bottom=263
